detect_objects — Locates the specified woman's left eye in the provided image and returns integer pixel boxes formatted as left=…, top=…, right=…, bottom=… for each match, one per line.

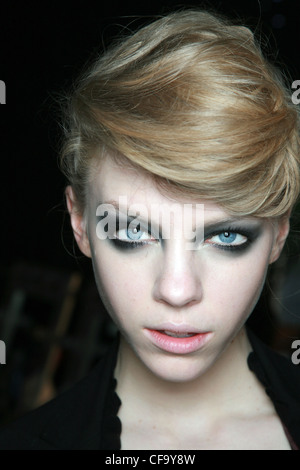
left=206, top=231, right=248, bottom=248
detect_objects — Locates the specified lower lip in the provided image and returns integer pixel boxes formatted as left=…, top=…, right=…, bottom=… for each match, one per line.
left=144, top=329, right=212, bottom=354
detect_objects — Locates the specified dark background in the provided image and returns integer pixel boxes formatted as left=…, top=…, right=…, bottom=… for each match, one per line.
left=0, top=0, right=300, bottom=422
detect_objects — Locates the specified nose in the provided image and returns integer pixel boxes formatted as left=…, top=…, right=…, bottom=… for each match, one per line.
left=152, top=240, right=202, bottom=308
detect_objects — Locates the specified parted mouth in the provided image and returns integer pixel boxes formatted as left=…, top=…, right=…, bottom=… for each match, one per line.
left=144, top=327, right=212, bottom=355
left=147, top=322, right=207, bottom=336
left=158, top=330, right=198, bottom=338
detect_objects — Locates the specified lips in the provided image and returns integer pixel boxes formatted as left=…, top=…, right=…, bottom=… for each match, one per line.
left=144, top=326, right=212, bottom=354
left=162, top=330, right=196, bottom=338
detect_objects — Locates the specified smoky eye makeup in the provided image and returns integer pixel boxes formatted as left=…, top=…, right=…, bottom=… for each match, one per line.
left=203, top=222, right=263, bottom=253
left=97, top=211, right=159, bottom=250
left=113, top=218, right=159, bottom=250
left=96, top=208, right=263, bottom=254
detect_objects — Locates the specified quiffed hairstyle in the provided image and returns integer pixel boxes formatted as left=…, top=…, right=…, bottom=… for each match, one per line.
left=60, top=9, right=300, bottom=217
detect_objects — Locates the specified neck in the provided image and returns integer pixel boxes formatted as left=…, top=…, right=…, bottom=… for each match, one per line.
left=115, top=327, right=256, bottom=422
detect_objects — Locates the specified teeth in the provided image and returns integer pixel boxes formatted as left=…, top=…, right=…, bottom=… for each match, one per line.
left=163, top=330, right=195, bottom=338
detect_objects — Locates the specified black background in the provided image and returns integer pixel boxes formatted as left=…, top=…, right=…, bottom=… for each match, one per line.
left=1, top=0, right=300, bottom=275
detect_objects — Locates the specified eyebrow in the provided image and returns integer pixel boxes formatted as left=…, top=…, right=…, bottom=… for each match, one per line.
left=97, top=200, right=149, bottom=220
left=100, top=200, right=124, bottom=209
left=202, top=218, right=261, bottom=234
left=97, top=200, right=261, bottom=232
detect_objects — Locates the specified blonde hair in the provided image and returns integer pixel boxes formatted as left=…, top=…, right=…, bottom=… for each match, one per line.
left=60, top=9, right=300, bottom=217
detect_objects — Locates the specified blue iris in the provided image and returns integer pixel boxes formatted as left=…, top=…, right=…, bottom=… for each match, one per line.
left=126, top=225, right=142, bottom=240
left=218, top=232, right=237, bottom=244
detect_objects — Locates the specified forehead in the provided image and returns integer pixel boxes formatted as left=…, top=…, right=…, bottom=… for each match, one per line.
left=89, top=153, right=219, bottom=212
left=89, top=153, right=154, bottom=203
left=87, top=153, right=264, bottom=227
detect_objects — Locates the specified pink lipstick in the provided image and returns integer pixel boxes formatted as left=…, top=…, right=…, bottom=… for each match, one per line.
left=144, top=327, right=212, bottom=354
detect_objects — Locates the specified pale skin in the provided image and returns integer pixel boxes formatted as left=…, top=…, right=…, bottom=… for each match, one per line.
left=66, top=154, right=291, bottom=450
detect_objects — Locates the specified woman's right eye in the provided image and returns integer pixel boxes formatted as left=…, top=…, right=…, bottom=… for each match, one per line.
left=110, top=221, right=158, bottom=249
left=116, top=224, right=154, bottom=242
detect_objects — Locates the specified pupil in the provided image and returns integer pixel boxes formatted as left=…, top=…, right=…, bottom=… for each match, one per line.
left=219, top=231, right=237, bottom=244
left=127, top=223, right=141, bottom=240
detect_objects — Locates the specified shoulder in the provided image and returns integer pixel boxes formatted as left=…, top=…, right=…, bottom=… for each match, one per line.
left=0, top=339, right=119, bottom=449
left=247, top=328, right=300, bottom=448
left=247, top=327, right=300, bottom=398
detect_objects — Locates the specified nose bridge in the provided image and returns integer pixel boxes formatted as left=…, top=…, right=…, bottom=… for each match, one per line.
left=153, top=240, right=202, bottom=307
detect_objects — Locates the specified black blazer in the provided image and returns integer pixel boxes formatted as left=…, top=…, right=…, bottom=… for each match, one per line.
left=0, top=330, right=299, bottom=450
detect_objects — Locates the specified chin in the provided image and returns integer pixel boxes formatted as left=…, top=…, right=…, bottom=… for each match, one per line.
left=144, top=355, right=212, bottom=384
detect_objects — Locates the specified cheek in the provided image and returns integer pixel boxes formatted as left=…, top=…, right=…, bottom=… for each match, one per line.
left=206, top=253, right=270, bottom=326
left=91, top=245, right=150, bottom=323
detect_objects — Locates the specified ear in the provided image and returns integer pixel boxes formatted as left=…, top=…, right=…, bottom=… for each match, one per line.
left=269, top=213, right=290, bottom=264
left=65, top=186, right=92, bottom=258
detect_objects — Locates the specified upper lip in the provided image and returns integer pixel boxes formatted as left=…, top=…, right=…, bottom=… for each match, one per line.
left=146, top=322, right=208, bottom=334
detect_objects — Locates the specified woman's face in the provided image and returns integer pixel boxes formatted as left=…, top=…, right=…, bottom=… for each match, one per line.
left=67, top=155, right=289, bottom=383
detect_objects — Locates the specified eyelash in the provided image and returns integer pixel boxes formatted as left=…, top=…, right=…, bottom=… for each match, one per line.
left=204, top=227, right=252, bottom=252
left=111, top=221, right=157, bottom=249
left=110, top=224, right=254, bottom=252
left=110, top=238, right=151, bottom=250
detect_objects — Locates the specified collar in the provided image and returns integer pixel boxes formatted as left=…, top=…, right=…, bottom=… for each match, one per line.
left=34, top=330, right=300, bottom=449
